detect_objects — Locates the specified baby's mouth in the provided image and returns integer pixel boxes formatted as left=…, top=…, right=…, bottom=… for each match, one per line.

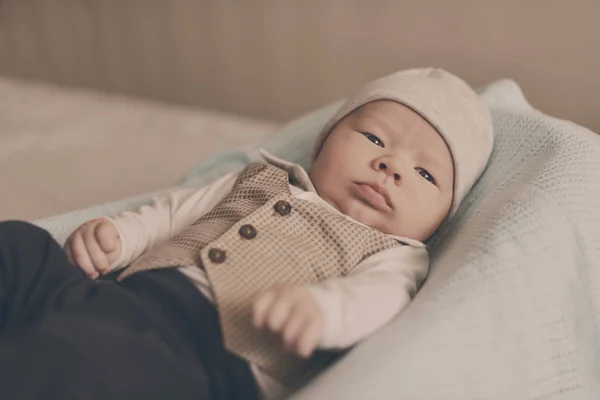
left=352, top=183, right=393, bottom=212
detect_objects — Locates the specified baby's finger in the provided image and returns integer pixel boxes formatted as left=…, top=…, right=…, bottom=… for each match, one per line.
left=96, top=222, right=118, bottom=253
left=265, top=297, right=293, bottom=333
left=83, top=228, right=110, bottom=274
left=64, top=236, right=76, bottom=266
left=97, top=223, right=121, bottom=264
left=296, top=319, right=323, bottom=359
left=282, top=312, right=307, bottom=349
left=71, top=233, right=97, bottom=278
left=252, top=290, right=277, bottom=328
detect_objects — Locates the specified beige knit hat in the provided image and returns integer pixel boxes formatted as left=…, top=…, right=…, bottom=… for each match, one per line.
left=312, top=67, right=494, bottom=218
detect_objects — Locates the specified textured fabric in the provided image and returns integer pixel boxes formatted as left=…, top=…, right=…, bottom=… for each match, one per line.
left=118, top=163, right=400, bottom=384
left=115, top=164, right=287, bottom=279
left=313, top=68, right=494, bottom=219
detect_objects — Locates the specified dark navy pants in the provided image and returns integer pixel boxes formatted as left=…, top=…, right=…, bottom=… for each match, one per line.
left=0, top=221, right=258, bottom=400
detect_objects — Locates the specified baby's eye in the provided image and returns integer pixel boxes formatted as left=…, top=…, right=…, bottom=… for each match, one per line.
left=416, top=168, right=435, bottom=184
left=362, top=132, right=384, bottom=147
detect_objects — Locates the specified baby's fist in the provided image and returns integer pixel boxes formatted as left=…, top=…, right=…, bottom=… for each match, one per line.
left=252, top=284, right=324, bottom=358
left=65, top=218, right=121, bottom=279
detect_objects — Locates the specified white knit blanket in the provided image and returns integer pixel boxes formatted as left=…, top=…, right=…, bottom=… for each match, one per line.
left=37, top=80, right=600, bottom=399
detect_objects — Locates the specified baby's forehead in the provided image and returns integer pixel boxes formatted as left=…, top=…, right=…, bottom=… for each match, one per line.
left=352, top=100, right=429, bottom=122
left=349, top=100, right=439, bottom=136
left=352, top=99, right=412, bottom=115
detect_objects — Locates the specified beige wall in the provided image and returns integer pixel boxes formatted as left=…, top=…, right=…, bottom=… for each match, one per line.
left=1, top=0, right=599, bottom=132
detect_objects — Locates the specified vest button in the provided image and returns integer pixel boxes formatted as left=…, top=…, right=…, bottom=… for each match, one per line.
left=274, top=200, right=292, bottom=216
left=208, top=248, right=226, bottom=263
left=239, top=224, right=257, bottom=239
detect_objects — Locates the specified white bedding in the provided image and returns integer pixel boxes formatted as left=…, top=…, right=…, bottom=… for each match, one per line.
left=0, top=76, right=278, bottom=220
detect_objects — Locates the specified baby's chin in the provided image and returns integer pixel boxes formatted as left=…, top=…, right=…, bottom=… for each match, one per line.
left=340, top=201, right=401, bottom=235
left=327, top=196, right=415, bottom=238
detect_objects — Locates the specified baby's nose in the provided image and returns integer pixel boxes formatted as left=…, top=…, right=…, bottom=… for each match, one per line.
left=376, top=160, right=401, bottom=181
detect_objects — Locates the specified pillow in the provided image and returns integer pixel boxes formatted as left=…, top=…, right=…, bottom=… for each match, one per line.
left=289, top=80, right=600, bottom=399
left=180, top=100, right=344, bottom=184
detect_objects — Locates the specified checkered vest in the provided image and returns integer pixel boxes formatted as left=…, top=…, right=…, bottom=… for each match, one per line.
left=118, top=163, right=401, bottom=384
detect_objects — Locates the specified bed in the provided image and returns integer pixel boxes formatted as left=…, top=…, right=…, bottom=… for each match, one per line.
left=34, top=78, right=600, bottom=399
left=0, top=76, right=278, bottom=221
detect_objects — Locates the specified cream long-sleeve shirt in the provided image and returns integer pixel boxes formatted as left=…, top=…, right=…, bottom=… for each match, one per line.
left=104, top=150, right=429, bottom=399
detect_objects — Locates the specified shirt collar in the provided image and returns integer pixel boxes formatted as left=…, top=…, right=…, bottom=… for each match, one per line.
left=259, top=148, right=316, bottom=192
left=259, top=148, right=426, bottom=249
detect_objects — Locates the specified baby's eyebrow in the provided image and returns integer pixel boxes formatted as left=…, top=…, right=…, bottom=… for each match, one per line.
left=359, top=114, right=404, bottom=137
left=416, top=150, right=446, bottom=173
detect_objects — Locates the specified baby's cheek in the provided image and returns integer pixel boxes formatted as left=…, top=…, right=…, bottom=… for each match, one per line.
left=342, top=200, right=371, bottom=225
left=380, top=215, right=406, bottom=237
left=355, top=209, right=391, bottom=233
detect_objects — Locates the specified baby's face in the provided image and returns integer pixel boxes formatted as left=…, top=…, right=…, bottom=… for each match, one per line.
left=310, top=100, right=454, bottom=241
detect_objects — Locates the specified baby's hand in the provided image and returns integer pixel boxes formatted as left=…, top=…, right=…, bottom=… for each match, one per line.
left=252, top=284, right=324, bottom=358
left=65, top=218, right=121, bottom=279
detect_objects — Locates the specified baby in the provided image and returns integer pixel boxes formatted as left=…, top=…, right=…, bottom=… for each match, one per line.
left=0, top=68, right=493, bottom=400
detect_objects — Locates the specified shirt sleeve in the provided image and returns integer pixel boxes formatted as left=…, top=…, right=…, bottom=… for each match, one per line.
left=105, top=172, right=238, bottom=269
left=304, top=245, right=429, bottom=349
